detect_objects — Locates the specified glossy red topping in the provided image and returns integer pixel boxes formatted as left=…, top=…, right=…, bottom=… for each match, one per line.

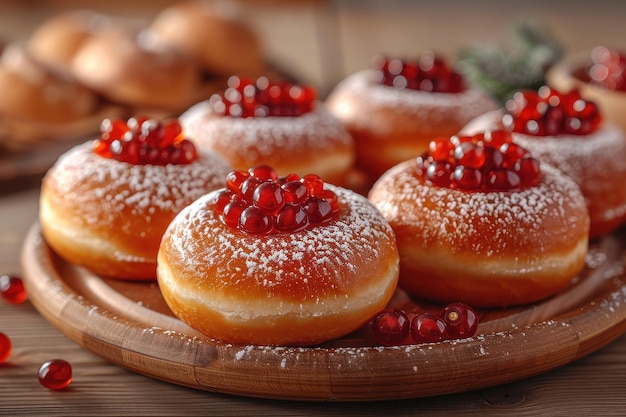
left=209, top=76, right=317, bottom=118
left=370, top=309, right=411, bottom=346
left=213, top=165, right=340, bottom=235
left=38, top=359, right=72, bottom=390
left=370, top=303, right=479, bottom=346
left=586, top=46, right=626, bottom=91
left=441, top=303, right=479, bottom=339
left=0, top=274, right=27, bottom=304
left=0, top=332, right=11, bottom=364
left=372, top=51, right=465, bottom=93
left=415, top=130, right=541, bottom=192
left=411, top=313, right=449, bottom=343
left=503, top=86, right=602, bottom=136
left=93, top=116, right=197, bottom=165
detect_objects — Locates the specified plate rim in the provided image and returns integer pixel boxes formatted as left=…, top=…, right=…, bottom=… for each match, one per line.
left=20, top=222, right=626, bottom=401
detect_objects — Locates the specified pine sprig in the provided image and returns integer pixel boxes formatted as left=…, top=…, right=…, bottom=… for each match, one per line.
left=457, top=21, right=564, bottom=105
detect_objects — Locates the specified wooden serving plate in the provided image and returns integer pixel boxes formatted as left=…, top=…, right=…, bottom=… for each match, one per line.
left=20, top=223, right=626, bottom=401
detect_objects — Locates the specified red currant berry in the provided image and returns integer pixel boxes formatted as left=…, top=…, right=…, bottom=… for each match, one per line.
left=281, top=180, right=308, bottom=203
left=222, top=200, right=247, bottom=228
left=253, top=182, right=286, bottom=214
left=302, top=174, right=324, bottom=195
left=213, top=190, right=233, bottom=213
left=410, top=313, right=449, bottom=343
left=371, top=309, right=410, bottom=346
left=226, top=170, right=250, bottom=193
left=0, top=275, right=27, bottom=304
left=38, top=359, right=72, bottom=390
left=303, top=197, right=333, bottom=224
left=441, top=303, right=479, bottom=339
left=239, top=206, right=272, bottom=234
left=0, top=332, right=11, bottom=364
left=249, top=164, right=278, bottom=181
left=275, top=204, right=309, bottom=232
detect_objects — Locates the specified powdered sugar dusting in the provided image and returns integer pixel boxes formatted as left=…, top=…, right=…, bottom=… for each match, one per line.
left=326, top=70, right=498, bottom=134
left=180, top=101, right=353, bottom=160
left=464, top=110, right=626, bottom=227
left=44, top=141, right=232, bottom=228
left=163, top=185, right=397, bottom=300
left=369, top=161, right=588, bottom=255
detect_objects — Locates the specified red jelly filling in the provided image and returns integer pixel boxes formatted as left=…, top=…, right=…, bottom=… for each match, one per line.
left=209, top=76, right=317, bottom=118
left=93, top=116, right=197, bottom=165
left=415, top=130, right=541, bottom=192
left=503, top=86, right=602, bottom=136
left=372, top=51, right=465, bottom=93
left=213, top=165, right=340, bottom=235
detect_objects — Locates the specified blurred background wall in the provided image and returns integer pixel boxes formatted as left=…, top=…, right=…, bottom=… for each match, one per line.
left=0, top=0, right=624, bottom=96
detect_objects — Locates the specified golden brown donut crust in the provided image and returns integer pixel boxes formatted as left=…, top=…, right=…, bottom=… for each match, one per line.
left=0, top=44, right=99, bottom=124
left=148, top=0, right=264, bottom=76
left=368, top=160, right=590, bottom=307
left=181, top=101, right=356, bottom=186
left=70, top=28, right=201, bottom=110
left=325, top=70, right=498, bottom=179
left=39, top=141, right=232, bottom=279
left=463, top=110, right=626, bottom=237
left=157, top=186, right=399, bottom=346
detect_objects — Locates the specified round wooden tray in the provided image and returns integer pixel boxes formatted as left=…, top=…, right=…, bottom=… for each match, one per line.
left=20, top=223, right=626, bottom=401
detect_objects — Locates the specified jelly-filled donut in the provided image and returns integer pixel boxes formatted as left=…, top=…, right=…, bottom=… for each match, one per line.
left=368, top=130, right=590, bottom=307
left=70, top=27, right=201, bottom=111
left=39, top=116, right=231, bottom=280
left=0, top=43, right=100, bottom=125
left=181, top=76, right=355, bottom=186
left=463, top=85, right=626, bottom=237
left=325, top=52, right=498, bottom=181
left=547, top=46, right=626, bottom=134
left=157, top=165, right=399, bottom=346
left=148, top=0, right=264, bottom=77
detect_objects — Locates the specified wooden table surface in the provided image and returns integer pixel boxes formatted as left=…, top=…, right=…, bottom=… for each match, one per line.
left=1, top=178, right=626, bottom=416
left=2, top=2, right=626, bottom=414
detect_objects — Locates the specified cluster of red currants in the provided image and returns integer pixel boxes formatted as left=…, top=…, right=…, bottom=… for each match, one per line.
left=370, top=302, right=479, bottom=346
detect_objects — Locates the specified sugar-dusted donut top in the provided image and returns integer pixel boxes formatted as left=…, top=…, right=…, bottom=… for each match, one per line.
left=180, top=101, right=354, bottom=162
left=43, top=141, right=232, bottom=237
left=160, top=185, right=398, bottom=301
left=326, top=70, right=498, bottom=133
left=513, top=123, right=626, bottom=184
left=463, top=110, right=626, bottom=186
left=369, top=160, right=589, bottom=258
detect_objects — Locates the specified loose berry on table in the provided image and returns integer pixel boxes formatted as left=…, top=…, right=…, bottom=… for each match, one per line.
left=0, top=274, right=27, bottom=304
left=38, top=359, right=72, bottom=390
left=0, top=332, right=11, bottom=364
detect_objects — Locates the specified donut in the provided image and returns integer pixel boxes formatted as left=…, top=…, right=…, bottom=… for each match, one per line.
left=157, top=165, right=399, bottom=346
left=368, top=130, right=589, bottom=308
left=0, top=43, right=100, bottom=125
left=181, top=76, right=356, bottom=187
left=325, top=52, right=498, bottom=182
left=462, top=85, right=626, bottom=237
left=39, top=116, right=232, bottom=280
left=547, top=46, right=626, bottom=134
left=70, top=27, right=201, bottom=111
left=26, top=10, right=127, bottom=74
left=148, top=0, right=264, bottom=77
